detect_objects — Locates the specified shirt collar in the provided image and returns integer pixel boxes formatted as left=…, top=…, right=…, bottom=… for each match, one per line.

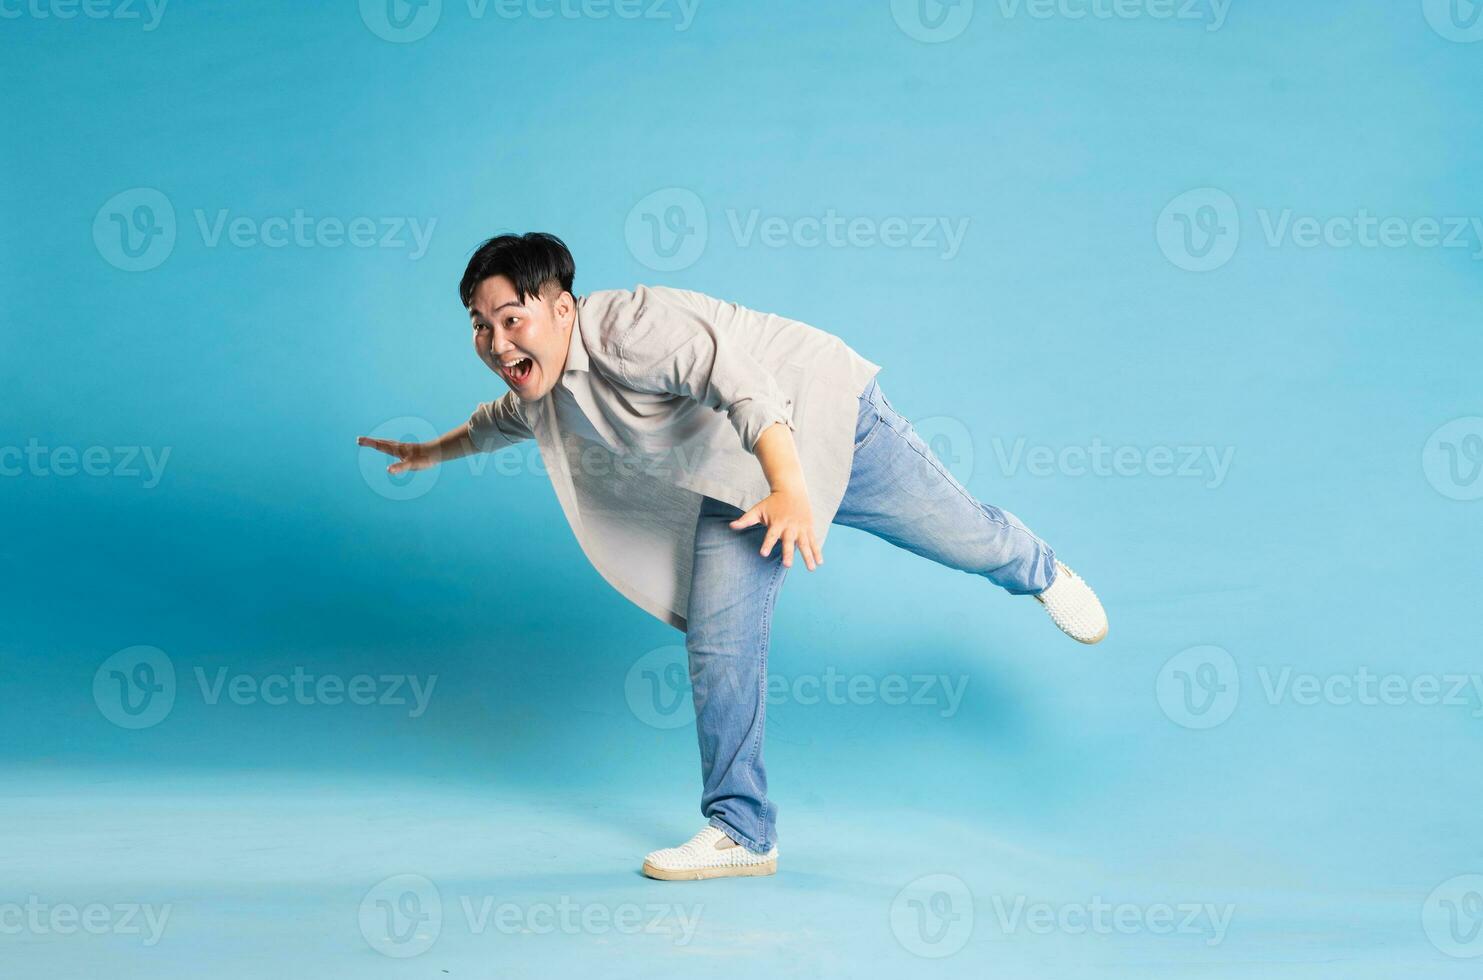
left=560, top=298, right=590, bottom=377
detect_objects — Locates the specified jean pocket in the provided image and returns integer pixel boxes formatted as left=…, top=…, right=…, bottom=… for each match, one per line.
left=853, top=405, right=885, bottom=451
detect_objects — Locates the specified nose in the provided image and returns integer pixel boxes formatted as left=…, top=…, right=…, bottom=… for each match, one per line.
left=491, top=323, right=521, bottom=356
left=478, top=323, right=514, bottom=358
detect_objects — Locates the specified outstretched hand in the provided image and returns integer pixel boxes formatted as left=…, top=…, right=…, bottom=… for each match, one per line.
left=357, top=436, right=437, bottom=476
left=730, top=488, right=822, bottom=571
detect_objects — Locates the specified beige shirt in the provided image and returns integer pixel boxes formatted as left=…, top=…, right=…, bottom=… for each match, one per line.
left=467, top=284, right=881, bottom=631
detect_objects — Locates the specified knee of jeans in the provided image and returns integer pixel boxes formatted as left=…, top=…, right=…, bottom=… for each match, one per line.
left=685, top=624, right=754, bottom=664
left=685, top=628, right=721, bottom=657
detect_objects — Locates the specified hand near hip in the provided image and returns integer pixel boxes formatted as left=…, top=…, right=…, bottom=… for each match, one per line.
left=730, top=488, right=822, bottom=571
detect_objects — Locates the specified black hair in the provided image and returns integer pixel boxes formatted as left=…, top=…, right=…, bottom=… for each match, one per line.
left=458, top=232, right=576, bottom=308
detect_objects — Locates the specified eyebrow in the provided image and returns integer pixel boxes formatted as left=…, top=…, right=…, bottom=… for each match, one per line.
left=468, top=300, right=525, bottom=322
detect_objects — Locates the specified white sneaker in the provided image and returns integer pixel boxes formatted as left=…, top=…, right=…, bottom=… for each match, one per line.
left=641, top=825, right=778, bottom=881
left=1034, top=561, right=1108, bottom=644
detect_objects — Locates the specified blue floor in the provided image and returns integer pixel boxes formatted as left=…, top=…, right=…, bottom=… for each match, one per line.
left=5, top=702, right=1477, bottom=980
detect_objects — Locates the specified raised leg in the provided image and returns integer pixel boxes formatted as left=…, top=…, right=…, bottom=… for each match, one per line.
left=833, top=378, right=1057, bottom=595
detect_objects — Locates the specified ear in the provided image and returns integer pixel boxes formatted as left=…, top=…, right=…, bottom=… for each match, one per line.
left=552, top=288, right=576, bottom=325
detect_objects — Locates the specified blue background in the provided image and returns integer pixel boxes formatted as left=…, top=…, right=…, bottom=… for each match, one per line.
left=4, top=0, right=1482, bottom=976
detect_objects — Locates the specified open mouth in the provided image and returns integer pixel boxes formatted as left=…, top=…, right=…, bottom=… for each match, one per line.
left=500, top=356, right=534, bottom=387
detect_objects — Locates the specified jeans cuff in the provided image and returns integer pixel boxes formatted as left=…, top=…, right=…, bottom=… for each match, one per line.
left=708, top=815, right=772, bottom=855
left=1008, top=549, right=1058, bottom=596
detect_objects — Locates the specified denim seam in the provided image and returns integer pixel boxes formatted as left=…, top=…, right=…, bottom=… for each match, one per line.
left=853, top=401, right=885, bottom=453
left=891, top=419, right=1013, bottom=528
left=739, top=554, right=785, bottom=853
left=888, top=415, right=1053, bottom=578
left=853, top=417, right=884, bottom=453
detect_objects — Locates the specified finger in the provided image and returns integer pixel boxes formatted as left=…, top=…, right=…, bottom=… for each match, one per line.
left=800, top=536, right=818, bottom=571
left=359, top=437, right=404, bottom=457
left=730, top=506, right=763, bottom=530
left=760, top=525, right=781, bottom=558
left=793, top=530, right=810, bottom=569
left=781, top=530, right=797, bottom=569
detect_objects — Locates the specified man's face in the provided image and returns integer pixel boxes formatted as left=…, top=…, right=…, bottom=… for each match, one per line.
left=469, top=275, right=573, bottom=401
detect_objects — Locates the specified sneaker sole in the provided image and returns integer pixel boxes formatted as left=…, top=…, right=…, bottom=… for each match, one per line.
left=641, top=858, right=778, bottom=881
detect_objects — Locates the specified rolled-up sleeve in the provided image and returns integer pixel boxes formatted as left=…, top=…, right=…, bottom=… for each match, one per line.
left=466, top=390, right=534, bottom=452
left=612, top=294, right=796, bottom=453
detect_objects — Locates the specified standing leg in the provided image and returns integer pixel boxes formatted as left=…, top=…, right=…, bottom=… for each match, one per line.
left=834, top=377, right=1058, bottom=594
left=683, top=492, right=790, bottom=855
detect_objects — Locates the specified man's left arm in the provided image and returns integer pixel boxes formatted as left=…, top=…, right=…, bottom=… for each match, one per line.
left=612, top=292, right=823, bottom=571
left=732, top=420, right=822, bottom=571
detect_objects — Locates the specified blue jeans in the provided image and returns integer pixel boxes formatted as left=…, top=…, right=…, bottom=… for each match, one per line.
left=684, top=376, right=1057, bottom=854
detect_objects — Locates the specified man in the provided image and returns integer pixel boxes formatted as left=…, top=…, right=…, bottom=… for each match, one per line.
left=358, top=232, right=1108, bottom=881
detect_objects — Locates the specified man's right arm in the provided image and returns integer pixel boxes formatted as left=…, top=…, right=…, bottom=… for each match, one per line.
left=429, top=422, right=480, bottom=462
left=357, top=391, right=532, bottom=472
left=356, top=422, right=477, bottom=474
